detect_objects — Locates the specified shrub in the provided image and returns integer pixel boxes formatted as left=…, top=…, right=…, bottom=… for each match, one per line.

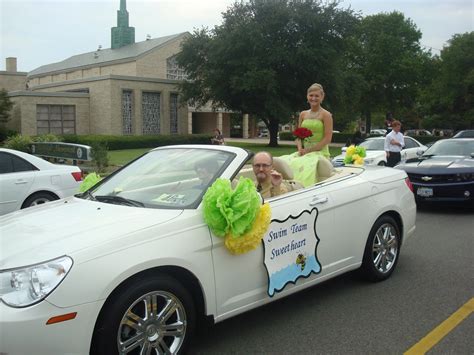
left=91, top=142, right=109, bottom=174
left=278, top=131, right=294, bottom=141
left=62, top=134, right=212, bottom=150
left=34, top=133, right=64, bottom=143
left=3, top=134, right=33, bottom=152
left=0, top=127, right=17, bottom=143
left=279, top=131, right=353, bottom=144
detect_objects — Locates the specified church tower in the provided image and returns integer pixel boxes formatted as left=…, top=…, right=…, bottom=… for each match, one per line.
left=111, top=0, right=135, bottom=49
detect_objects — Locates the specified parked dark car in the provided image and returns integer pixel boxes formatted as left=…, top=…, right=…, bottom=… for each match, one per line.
left=396, top=138, right=474, bottom=205
left=452, top=130, right=474, bottom=138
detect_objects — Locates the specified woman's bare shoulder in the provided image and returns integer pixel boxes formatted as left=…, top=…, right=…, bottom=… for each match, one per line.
left=321, top=109, right=333, bottom=120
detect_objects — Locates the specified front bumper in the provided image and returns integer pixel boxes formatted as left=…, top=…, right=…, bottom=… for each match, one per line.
left=413, top=181, right=473, bottom=204
left=0, top=299, right=102, bottom=354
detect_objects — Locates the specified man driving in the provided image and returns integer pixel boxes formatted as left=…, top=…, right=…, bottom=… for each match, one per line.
left=253, top=151, right=295, bottom=198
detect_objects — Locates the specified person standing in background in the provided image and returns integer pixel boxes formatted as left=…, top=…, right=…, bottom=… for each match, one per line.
left=384, top=120, right=405, bottom=167
left=385, top=112, right=394, bottom=135
left=210, top=128, right=225, bottom=145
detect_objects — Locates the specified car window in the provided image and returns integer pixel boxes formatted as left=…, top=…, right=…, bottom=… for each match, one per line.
left=90, top=148, right=235, bottom=209
left=12, top=154, right=37, bottom=172
left=360, top=139, right=384, bottom=150
left=404, top=138, right=418, bottom=149
left=0, top=152, right=14, bottom=174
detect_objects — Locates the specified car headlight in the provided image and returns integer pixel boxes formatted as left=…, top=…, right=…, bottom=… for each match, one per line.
left=0, top=256, right=73, bottom=308
left=364, top=158, right=375, bottom=165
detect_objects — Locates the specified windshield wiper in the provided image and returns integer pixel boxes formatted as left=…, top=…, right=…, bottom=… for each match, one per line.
left=76, top=190, right=97, bottom=201
left=421, top=154, right=436, bottom=158
left=94, top=195, right=145, bottom=207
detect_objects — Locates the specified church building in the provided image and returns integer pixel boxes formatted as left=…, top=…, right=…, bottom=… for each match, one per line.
left=1, top=0, right=256, bottom=138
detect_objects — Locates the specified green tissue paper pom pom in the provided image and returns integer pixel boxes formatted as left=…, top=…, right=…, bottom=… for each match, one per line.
left=202, top=178, right=233, bottom=237
left=228, top=177, right=261, bottom=237
left=355, top=146, right=367, bottom=157
left=79, top=172, right=101, bottom=192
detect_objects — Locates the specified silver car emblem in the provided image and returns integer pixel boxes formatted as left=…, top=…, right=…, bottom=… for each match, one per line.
left=421, top=176, right=432, bottom=181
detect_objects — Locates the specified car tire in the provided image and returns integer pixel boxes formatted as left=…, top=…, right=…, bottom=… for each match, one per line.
left=361, top=215, right=400, bottom=282
left=91, top=275, right=195, bottom=355
left=377, top=161, right=386, bottom=166
left=22, top=192, right=58, bottom=209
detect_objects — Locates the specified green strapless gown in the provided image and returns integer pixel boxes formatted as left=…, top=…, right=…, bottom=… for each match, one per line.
left=279, top=119, right=330, bottom=187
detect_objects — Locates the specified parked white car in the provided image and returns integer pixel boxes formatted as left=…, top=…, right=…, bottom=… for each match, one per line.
left=370, top=129, right=387, bottom=135
left=332, top=136, right=427, bottom=167
left=0, top=145, right=416, bottom=354
left=0, top=148, right=83, bottom=215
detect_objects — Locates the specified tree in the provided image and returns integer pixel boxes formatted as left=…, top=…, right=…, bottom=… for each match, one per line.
left=422, top=32, right=474, bottom=130
left=0, top=89, right=13, bottom=122
left=352, top=12, right=430, bottom=132
left=177, top=0, right=358, bottom=146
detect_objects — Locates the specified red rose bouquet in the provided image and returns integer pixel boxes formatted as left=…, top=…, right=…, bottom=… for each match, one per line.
left=293, top=127, right=313, bottom=141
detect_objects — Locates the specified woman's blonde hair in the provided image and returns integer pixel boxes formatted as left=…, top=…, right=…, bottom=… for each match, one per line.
left=307, top=83, right=324, bottom=94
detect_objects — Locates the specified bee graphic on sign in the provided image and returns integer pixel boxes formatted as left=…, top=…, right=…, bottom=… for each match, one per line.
left=296, top=253, right=306, bottom=271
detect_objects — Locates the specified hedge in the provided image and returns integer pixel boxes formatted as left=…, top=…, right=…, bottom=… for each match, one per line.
left=62, top=134, right=213, bottom=150
left=279, top=131, right=353, bottom=144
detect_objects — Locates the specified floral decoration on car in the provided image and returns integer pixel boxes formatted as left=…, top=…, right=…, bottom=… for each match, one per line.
left=344, top=145, right=367, bottom=165
left=203, top=177, right=271, bottom=254
left=292, top=127, right=313, bottom=141
left=79, top=172, right=102, bottom=192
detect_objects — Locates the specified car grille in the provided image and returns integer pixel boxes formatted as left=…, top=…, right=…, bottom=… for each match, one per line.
left=408, top=173, right=474, bottom=184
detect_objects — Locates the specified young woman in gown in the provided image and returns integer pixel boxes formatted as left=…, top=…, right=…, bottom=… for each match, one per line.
left=280, top=83, right=333, bottom=187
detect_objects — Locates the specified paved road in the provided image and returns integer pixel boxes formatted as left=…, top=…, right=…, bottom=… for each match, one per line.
left=191, top=205, right=473, bottom=354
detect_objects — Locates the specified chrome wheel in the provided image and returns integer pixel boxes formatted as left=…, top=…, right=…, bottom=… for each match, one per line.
left=117, top=291, right=187, bottom=354
left=371, top=223, right=399, bottom=274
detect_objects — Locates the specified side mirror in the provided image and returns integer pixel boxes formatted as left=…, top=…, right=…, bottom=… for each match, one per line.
left=416, top=150, right=425, bottom=157
left=341, top=147, right=347, bottom=154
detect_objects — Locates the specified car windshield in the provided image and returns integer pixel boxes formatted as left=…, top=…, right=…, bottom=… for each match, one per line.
left=360, top=139, right=384, bottom=150
left=89, top=148, right=235, bottom=209
left=423, top=140, right=474, bottom=157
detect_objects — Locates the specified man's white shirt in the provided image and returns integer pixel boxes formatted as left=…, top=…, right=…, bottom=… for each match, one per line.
left=384, top=131, right=405, bottom=152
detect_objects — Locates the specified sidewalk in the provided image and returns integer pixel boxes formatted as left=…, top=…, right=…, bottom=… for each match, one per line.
left=226, top=137, right=345, bottom=148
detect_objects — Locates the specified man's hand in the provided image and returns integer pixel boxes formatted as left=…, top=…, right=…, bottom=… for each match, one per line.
left=270, top=170, right=283, bottom=187
left=390, top=138, right=401, bottom=146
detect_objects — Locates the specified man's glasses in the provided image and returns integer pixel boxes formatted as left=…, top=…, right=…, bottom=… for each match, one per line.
left=253, top=163, right=272, bottom=169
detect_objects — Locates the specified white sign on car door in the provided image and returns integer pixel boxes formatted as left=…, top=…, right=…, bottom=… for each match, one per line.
left=263, top=208, right=321, bottom=296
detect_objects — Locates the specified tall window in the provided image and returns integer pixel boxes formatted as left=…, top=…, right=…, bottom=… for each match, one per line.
left=122, top=90, right=133, bottom=135
left=142, top=92, right=161, bottom=135
left=170, top=93, right=179, bottom=134
left=166, top=56, right=188, bottom=80
left=36, top=105, right=76, bottom=135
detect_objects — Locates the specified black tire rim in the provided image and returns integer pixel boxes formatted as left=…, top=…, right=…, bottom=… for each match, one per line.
left=117, top=290, right=187, bottom=354
left=371, top=222, right=399, bottom=274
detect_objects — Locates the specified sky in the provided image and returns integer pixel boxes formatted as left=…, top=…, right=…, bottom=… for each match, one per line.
left=0, top=0, right=472, bottom=72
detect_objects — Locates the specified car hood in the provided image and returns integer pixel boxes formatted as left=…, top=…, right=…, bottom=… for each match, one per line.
left=399, top=156, right=474, bottom=172
left=0, top=197, right=183, bottom=269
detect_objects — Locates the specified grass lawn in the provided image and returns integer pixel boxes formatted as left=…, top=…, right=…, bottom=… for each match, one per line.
left=107, top=144, right=342, bottom=166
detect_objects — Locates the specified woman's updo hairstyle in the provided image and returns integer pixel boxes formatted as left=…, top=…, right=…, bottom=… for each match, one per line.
left=307, top=83, right=324, bottom=94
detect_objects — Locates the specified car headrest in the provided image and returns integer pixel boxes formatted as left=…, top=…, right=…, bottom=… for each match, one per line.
left=317, top=157, right=335, bottom=181
left=273, top=157, right=294, bottom=180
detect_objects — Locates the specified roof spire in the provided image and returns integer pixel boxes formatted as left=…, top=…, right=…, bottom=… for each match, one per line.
left=111, top=0, right=135, bottom=49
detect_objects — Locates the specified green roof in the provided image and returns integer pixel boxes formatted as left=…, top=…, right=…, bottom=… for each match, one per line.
left=29, top=32, right=188, bottom=77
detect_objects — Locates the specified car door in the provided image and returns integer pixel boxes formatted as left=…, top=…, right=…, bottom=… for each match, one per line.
left=0, top=152, right=37, bottom=214
left=211, top=183, right=341, bottom=319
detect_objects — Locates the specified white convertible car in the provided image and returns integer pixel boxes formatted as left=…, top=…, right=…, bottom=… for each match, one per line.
left=0, top=145, right=416, bottom=354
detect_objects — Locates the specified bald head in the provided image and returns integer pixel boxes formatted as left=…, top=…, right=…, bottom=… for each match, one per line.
left=253, top=151, right=274, bottom=183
